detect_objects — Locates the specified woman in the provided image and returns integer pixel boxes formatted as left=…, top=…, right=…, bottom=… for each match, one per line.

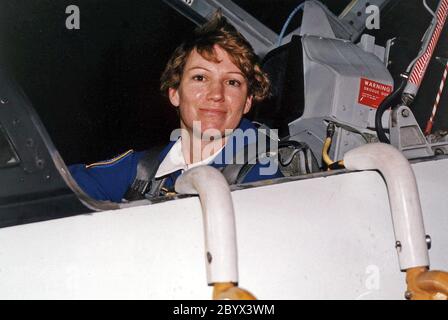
left=69, top=11, right=282, bottom=203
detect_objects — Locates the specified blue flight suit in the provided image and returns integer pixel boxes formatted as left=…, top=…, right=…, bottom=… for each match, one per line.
left=69, top=118, right=283, bottom=203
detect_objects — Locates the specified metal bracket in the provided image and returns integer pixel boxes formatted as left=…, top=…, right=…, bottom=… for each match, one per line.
left=384, top=37, right=396, bottom=67
left=389, top=105, right=448, bottom=159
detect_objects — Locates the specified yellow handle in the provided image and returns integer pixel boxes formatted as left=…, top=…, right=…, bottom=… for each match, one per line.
left=213, top=282, right=257, bottom=300
left=322, top=137, right=334, bottom=167
left=406, top=267, right=448, bottom=300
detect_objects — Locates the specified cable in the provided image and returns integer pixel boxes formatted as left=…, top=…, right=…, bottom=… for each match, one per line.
left=277, top=2, right=305, bottom=47
left=322, top=137, right=334, bottom=166
left=279, top=148, right=302, bottom=167
left=405, top=0, right=439, bottom=73
left=339, top=0, right=358, bottom=19
left=278, top=140, right=306, bottom=166
left=375, top=73, right=409, bottom=143
left=424, top=60, right=448, bottom=135
left=423, top=0, right=437, bottom=18
left=277, top=140, right=319, bottom=173
left=322, top=122, right=336, bottom=167
left=328, top=160, right=345, bottom=170
left=321, top=123, right=346, bottom=170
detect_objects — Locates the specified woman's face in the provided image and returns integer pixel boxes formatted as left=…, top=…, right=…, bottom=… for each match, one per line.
left=168, top=45, right=253, bottom=137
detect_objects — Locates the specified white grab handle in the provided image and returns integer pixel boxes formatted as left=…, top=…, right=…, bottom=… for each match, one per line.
left=175, top=166, right=238, bottom=284
left=344, top=143, right=429, bottom=270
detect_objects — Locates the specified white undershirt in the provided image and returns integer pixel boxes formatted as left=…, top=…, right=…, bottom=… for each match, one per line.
left=154, top=138, right=224, bottom=178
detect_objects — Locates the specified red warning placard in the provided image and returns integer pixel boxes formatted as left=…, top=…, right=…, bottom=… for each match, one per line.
left=358, top=78, right=393, bottom=109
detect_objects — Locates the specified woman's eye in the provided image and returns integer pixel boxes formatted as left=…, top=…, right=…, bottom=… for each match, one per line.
left=227, top=79, right=241, bottom=87
left=192, top=75, right=205, bottom=81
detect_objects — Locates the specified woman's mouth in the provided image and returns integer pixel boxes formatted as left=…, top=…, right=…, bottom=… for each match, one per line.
left=199, top=108, right=227, bottom=116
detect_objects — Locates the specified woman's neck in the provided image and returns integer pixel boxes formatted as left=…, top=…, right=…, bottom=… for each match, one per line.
left=180, top=129, right=227, bottom=165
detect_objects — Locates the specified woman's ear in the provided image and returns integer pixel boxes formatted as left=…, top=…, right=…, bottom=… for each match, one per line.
left=168, top=87, right=180, bottom=107
left=243, top=95, right=253, bottom=114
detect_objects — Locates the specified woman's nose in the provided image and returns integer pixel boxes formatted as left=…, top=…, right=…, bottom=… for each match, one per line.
left=207, top=81, right=225, bottom=102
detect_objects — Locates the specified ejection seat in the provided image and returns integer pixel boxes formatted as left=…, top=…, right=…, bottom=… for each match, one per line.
left=249, top=35, right=319, bottom=176
left=250, top=35, right=305, bottom=138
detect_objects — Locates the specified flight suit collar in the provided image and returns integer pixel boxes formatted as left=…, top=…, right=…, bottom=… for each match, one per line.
left=154, top=118, right=257, bottom=178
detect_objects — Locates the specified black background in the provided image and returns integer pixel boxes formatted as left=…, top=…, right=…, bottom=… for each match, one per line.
left=0, top=0, right=447, bottom=165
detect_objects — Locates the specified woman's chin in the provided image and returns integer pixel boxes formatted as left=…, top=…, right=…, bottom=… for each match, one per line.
left=200, top=127, right=225, bottom=140
left=199, top=121, right=226, bottom=136
left=187, top=119, right=238, bottom=139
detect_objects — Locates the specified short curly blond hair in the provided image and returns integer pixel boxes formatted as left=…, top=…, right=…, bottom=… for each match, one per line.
left=160, top=10, right=270, bottom=102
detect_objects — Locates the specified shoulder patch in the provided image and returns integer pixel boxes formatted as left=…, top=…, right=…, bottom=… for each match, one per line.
left=86, top=149, right=134, bottom=169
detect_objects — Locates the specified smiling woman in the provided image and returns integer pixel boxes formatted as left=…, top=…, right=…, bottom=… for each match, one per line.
left=68, top=11, right=283, bottom=203
left=168, top=45, right=253, bottom=139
